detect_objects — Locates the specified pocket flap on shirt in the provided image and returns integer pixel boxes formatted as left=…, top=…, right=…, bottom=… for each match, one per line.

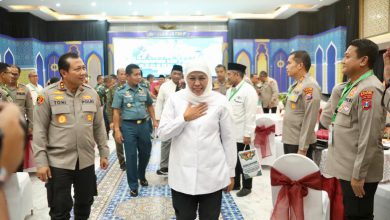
left=82, top=104, right=97, bottom=112
left=51, top=106, right=71, bottom=115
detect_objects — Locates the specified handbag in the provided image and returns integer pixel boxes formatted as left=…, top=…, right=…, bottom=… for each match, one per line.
left=238, top=145, right=262, bottom=179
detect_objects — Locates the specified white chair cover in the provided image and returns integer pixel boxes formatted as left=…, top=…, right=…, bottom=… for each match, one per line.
left=256, top=117, right=276, bottom=166
left=271, top=154, right=330, bottom=220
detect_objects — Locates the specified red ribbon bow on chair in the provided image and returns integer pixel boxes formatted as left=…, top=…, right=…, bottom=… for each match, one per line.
left=254, top=125, right=275, bottom=158
left=270, top=167, right=345, bottom=220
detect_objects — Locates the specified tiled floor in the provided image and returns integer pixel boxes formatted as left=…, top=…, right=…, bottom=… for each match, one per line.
left=23, top=135, right=273, bottom=220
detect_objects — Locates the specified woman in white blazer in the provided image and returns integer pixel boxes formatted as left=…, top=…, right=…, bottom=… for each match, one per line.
left=158, top=59, right=237, bottom=220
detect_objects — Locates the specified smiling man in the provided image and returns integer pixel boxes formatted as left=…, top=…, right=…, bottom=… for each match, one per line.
left=325, top=39, right=385, bottom=220
left=33, top=52, right=109, bottom=220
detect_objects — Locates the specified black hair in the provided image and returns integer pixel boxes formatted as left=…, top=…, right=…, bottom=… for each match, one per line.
left=146, top=74, right=154, bottom=80
left=0, top=62, right=10, bottom=73
left=96, top=75, right=103, bottom=81
left=349, top=39, right=379, bottom=69
left=259, top=71, right=268, bottom=77
left=125, top=64, right=140, bottom=76
left=48, top=77, right=60, bottom=85
left=158, top=74, right=165, bottom=79
left=290, top=50, right=311, bottom=72
left=215, top=64, right=226, bottom=71
left=58, top=52, right=80, bottom=72
left=10, top=65, right=21, bottom=73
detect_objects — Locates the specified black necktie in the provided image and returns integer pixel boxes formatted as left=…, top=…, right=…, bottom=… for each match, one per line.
left=175, top=84, right=180, bottom=92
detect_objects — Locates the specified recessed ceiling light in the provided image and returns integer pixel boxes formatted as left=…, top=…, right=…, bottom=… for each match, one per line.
left=91, top=2, right=96, bottom=7
left=101, top=12, right=106, bottom=16
left=165, top=11, right=170, bottom=16
left=227, top=11, right=232, bottom=15
left=132, top=11, right=138, bottom=16
left=56, top=3, right=61, bottom=7
left=128, top=1, right=132, bottom=6
left=195, top=10, right=202, bottom=15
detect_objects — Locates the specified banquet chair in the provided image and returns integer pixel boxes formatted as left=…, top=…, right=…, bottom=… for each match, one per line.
left=271, top=154, right=330, bottom=220
left=255, top=116, right=276, bottom=166
left=3, top=172, right=33, bottom=220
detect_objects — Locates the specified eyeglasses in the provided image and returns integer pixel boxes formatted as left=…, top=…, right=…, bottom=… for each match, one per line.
left=29, top=75, right=38, bottom=78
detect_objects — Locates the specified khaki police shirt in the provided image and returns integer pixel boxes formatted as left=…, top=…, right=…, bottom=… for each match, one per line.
left=9, top=83, right=34, bottom=129
left=258, top=77, right=279, bottom=108
left=282, top=74, right=321, bottom=150
left=212, top=79, right=231, bottom=95
left=0, top=88, right=13, bottom=102
left=33, top=81, right=109, bottom=170
left=325, top=74, right=385, bottom=182
left=319, top=83, right=346, bottom=129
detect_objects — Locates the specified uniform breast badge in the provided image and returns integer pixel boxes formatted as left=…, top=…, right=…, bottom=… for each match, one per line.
left=58, top=115, right=67, bottom=124
left=291, top=103, right=296, bottom=109
left=127, top=103, right=132, bottom=108
left=87, top=114, right=93, bottom=121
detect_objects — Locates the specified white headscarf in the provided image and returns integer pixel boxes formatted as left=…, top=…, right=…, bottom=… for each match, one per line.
left=183, top=58, right=214, bottom=104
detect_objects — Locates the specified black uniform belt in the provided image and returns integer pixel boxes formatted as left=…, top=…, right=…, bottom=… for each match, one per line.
left=124, top=118, right=147, bottom=124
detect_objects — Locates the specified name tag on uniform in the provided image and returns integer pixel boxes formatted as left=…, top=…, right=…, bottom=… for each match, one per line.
left=328, top=124, right=334, bottom=145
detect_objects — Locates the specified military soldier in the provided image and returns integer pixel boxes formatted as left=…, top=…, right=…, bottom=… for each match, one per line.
left=112, top=64, right=157, bottom=197
left=257, top=71, right=279, bottom=113
left=106, top=68, right=127, bottom=170
left=326, top=39, right=385, bottom=220
left=213, top=64, right=231, bottom=95
left=282, top=50, right=321, bottom=159
left=0, top=63, right=13, bottom=102
left=9, top=65, right=34, bottom=133
left=226, top=63, right=258, bottom=197
left=33, top=52, right=109, bottom=219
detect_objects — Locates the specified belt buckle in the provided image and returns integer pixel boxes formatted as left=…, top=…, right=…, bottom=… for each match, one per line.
left=137, top=120, right=142, bottom=124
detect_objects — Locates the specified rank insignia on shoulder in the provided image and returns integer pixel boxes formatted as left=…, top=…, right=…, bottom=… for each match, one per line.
left=37, top=95, right=45, bottom=105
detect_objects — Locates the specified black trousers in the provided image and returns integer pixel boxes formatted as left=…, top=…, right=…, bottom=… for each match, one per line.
left=234, top=143, right=252, bottom=189
left=283, top=143, right=315, bottom=160
left=171, top=189, right=222, bottom=220
left=46, top=163, right=97, bottom=220
left=339, top=180, right=378, bottom=220
left=263, top=107, right=277, bottom=113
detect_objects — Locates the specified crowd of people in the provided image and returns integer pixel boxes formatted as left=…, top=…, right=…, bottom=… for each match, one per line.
left=0, top=38, right=390, bottom=220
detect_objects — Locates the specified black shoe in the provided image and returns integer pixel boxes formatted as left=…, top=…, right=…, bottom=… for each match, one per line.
left=156, top=168, right=168, bottom=175
left=236, top=188, right=252, bottom=197
left=232, top=186, right=240, bottom=190
left=140, top=179, right=148, bottom=187
left=130, top=189, right=138, bottom=197
left=120, top=164, right=126, bottom=171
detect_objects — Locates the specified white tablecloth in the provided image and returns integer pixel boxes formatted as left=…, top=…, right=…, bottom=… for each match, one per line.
left=320, top=149, right=390, bottom=183
left=256, top=113, right=283, bottom=135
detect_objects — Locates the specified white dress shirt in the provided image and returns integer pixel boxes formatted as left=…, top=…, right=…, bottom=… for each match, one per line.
left=158, top=90, right=237, bottom=195
left=226, top=80, right=258, bottom=143
left=155, top=80, right=178, bottom=120
left=26, top=83, right=43, bottom=105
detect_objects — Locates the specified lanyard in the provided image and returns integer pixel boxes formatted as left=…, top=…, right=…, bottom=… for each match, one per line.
left=228, top=81, right=244, bottom=101
left=331, top=70, right=373, bottom=122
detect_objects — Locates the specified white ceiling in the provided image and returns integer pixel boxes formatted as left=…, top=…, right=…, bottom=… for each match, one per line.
left=0, top=0, right=340, bottom=22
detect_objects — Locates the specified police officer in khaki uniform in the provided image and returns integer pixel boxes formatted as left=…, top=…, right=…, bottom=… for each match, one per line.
left=257, top=71, right=279, bottom=113
left=0, top=63, right=13, bottom=103
left=33, top=52, right=109, bottom=220
left=106, top=68, right=127, bottom=170
left=282, top=50, right=321, bottom=159
left=319, top=82, right=346, bottom=129
left=212, top=64, right=231, bottom=95
left=326, top=39, right=385, bottom=220
left=9, top=65, right=34, bottom=132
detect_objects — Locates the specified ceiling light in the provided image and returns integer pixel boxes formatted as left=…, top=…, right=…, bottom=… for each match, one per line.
left=132, top=11, right=138, bottom=16
left=165, top=11, right=170, bottom=16
left=128, top=1, right=132, bottom=6
left=101, top=12, right=106, bottom=16
left=195, top=10, right=202, bottom=15
left=91, top=2, right=96, bottom=7
left=56, top=3, right=61, bottom=7
left=227, top=11, right=232, bottom=15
